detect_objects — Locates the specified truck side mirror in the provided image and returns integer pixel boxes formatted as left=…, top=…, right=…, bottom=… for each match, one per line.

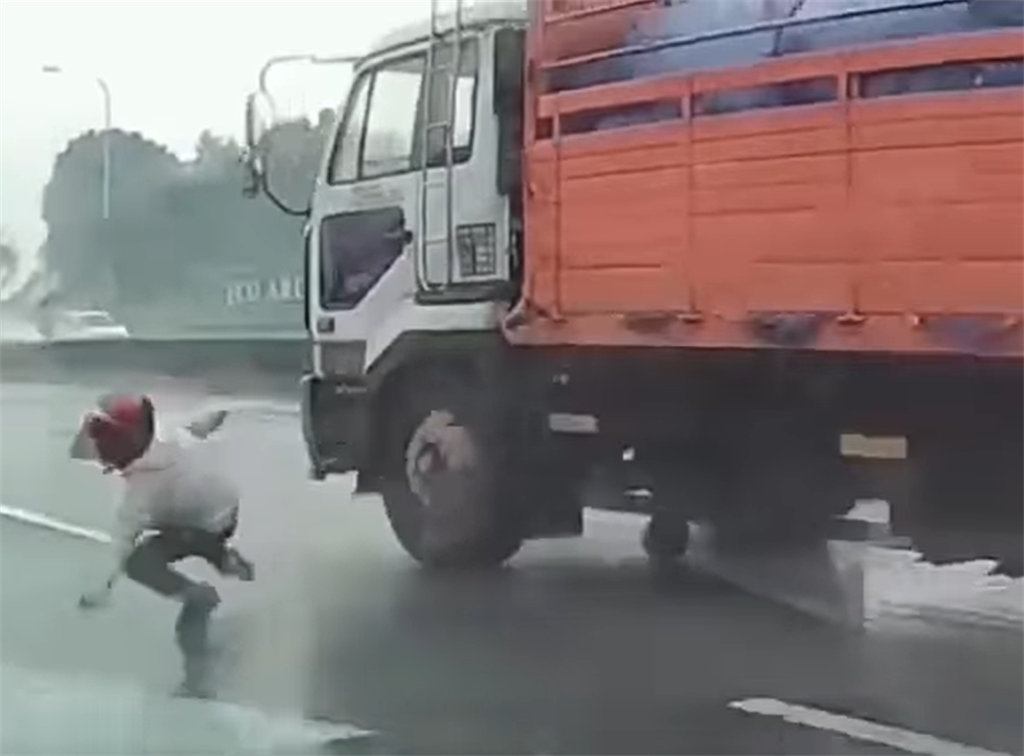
left=242, top=92, right=274, bottom=197
left=493, top=27, right=526, bottom=196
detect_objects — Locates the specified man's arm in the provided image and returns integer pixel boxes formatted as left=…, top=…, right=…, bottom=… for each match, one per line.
left=184, top=409, right=229, bottom=440
left=78, top=495, right=145, bottom=609
left=68, top=418, right=98, bottom=461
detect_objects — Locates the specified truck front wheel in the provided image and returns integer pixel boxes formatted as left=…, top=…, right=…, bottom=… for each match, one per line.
left=642, top=508, right=692, bottom=580
left=378, top=374, right=523, bottom=569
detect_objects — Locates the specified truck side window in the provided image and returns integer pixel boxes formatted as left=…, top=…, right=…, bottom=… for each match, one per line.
left=361, top=55, right=425, bottom=179
left=320, top=207, right=407, bottom=310
left=423, top=39, right=478, bottom=168
left=328, top=72, right=371, bottom=185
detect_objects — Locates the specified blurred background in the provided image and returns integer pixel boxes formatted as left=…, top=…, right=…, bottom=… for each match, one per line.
left=0, top=0, right=432, bottom=338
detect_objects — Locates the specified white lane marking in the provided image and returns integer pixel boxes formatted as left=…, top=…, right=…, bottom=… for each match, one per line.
left=0, top=504, right=111, bottom=544
left=730, top=698, right=1012, bottom=756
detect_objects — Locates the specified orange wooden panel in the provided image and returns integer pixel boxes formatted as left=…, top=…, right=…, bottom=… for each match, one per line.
left=860, top=261, right=1024, bottom=315
left=853, top=144, right=1023, bottom=207
left=560, top=267, right=685, bottom=312
left=544, top=0, right=653, bottom=22
left=694, top=151, right=846, bottom=188
left=539, top=74, right=691, bottom=119
left=849, top=90, right=1023, bottom=134
left=690, top=213, right=853, bottom=316
left=558, top=125, right=689, bottom=177
left=741, top=262, right=858, bottom=313
left=521, top=29, right=1024, bottom=355
left=850, top=104, right=1024, bottom=152
left=559, top=167, right=687, bottom=270
left=692, top=117, right=846, bottom=164
left=692, top=172, right=847, bottom=217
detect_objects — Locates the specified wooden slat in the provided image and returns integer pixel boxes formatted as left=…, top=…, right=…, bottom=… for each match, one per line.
left=538, top=73, right=692, bottom=118
left=544, top=0, right=653, bottom=24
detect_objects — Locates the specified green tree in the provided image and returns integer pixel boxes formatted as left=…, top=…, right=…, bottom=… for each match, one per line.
left=42, top=129, right=180, bottom=308
left=0, top=231, right=18, bottom=294
left=40, top=115, right=332, bottom=335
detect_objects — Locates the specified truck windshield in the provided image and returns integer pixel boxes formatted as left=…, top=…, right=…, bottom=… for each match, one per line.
left=327, top=55, right=425, bottom=184
left=326, top=39, right=478, bottom=185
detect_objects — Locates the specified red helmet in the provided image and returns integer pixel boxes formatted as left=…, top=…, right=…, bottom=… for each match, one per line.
left=85, top=394, right=155, bottom=471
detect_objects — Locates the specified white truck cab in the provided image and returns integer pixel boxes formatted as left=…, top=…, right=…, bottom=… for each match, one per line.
left=309, top=5, right=524, bottom=372
left=244, top=1, right=530, bottom=516
left=248, top=1, right=526, bottom=363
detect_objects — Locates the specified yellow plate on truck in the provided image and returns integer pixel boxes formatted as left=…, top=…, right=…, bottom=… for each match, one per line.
left=840, top=434, right=908, bottom=460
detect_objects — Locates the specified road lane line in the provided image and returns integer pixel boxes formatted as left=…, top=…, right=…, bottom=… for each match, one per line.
left=729, top=698, right=1012, bottom=756
left=0, top=504, right=111, bottom=544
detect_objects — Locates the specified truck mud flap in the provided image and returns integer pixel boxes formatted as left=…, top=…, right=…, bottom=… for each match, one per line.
left=301, top=374, right=371, bottom=479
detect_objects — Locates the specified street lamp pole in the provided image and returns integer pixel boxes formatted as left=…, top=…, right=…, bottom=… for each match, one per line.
left=43, top=66, right=112, bottom=220
left=97, top=77, right=112, bottom=221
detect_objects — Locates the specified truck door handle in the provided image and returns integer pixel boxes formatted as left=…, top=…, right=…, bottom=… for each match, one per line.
left=384, top=230, right=414, bottom=245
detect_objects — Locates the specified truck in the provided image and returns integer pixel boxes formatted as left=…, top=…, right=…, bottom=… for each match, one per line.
left=243, top=0, right=1023, bottom=574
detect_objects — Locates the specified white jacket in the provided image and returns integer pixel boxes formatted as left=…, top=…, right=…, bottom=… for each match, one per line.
left=72, top=409, right=239, bottom=575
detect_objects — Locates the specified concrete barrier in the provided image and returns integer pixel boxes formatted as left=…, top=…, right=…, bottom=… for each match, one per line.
left=0, top=337, right=307, bottom=394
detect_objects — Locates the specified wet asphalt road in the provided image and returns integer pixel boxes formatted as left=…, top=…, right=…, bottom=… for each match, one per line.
left=0, top=375, right=1021, bottom=755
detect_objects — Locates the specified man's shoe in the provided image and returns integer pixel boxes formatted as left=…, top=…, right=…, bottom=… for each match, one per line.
left=221, top=548, right=255, bottom=582
left=182, top=582, right=221, bottom=611
left=172, top=678, right=215, bottom=700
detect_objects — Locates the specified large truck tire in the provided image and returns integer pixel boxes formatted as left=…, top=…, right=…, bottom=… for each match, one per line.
left=642, top=507, right=692, bottom=582
left=641, top=511, right=691, bottom=560
left=378, top=371, right=523, bottom=570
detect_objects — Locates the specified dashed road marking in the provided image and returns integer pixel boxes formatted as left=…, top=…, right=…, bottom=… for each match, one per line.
left=0, top=504, right=111, bottom=544
left=730, top=698, right=1012, bottom=756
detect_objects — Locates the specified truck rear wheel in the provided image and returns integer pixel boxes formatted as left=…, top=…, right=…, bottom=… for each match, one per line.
left=378, top=373, right=523, bottom=569
left=642, top=508, right=692, bottom=579
left=643, top=506, right=692, bottom=561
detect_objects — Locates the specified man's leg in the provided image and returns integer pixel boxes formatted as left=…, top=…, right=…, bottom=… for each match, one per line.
left=217, top=536, right=255, bottom=582
left=124, top=531, right=221, bottom=698
left=173, top=582, right=220, bottom=698
left=123, top=530, right=201, bottom=597
left=186, top=512, right=255, bottom=582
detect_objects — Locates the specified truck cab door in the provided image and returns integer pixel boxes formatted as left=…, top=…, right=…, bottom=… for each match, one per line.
left=416, top=35, right=513, bottom=302
left=309, top=56, right=422, bottom=362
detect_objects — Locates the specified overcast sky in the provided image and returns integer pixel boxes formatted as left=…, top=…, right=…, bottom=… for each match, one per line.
left=0, top=0, right=442, bottom=257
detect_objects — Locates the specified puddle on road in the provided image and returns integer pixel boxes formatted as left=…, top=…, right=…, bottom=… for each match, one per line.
left=582, top=510, right=1023, bottom=636
left=861, top=551, right=1023, bottom=635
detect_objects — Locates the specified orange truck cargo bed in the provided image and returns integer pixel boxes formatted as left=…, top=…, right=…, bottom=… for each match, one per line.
left=510, top=3, right=1024, bottom=358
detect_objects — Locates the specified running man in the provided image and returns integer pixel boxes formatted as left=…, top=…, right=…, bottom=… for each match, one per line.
left=72, top=393, right=255, bottom=698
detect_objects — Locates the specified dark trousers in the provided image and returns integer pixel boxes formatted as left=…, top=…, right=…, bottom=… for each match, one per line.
left=124, top=517, right=238, bottom=688
left=124, top=516, right=237, bottom=598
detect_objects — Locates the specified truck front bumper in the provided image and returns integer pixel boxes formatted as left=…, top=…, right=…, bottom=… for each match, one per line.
left=300, top=373, right=371, bottom=480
